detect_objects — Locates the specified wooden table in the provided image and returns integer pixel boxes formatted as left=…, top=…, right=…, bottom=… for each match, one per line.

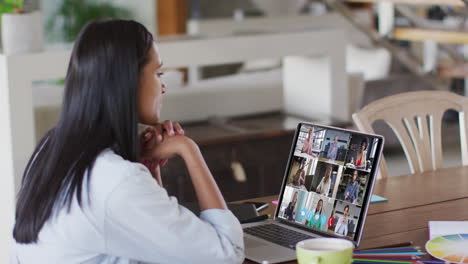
left=242, top=166, right=468, bottom=263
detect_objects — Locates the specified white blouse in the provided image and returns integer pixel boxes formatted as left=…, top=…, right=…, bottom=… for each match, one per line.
left=316, top=177, right=331, bottom=197
left=12, top=149, right=244, bottom=264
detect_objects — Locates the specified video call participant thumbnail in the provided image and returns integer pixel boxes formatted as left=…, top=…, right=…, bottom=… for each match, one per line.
left=345, top=135, right=380, bottom=172
left=305, top=199, right=326, bottom=230
left=319, top=130, right=351, bottom=164
left=302, top=194, right=334, bottom=232
left=355, top=138, right=368, bottom=169
left=329, top=200, right=361, bottom=238
left=326, top=135, right=340, bottom=160
left=301, top=127, right=317, bottom=158
left=279, top=186, right=309, bottom=222
left=337, top=168, right=369, bottom=205
left=283, top=191, right=299, bottom=221
left=344, top=170, right=360, bottom=204
left=310, top=162, right=339, bottom=198
left=334, top=205, right=350, bottom=236
left=287, top=157, right=312, bottom=190
left=316, top=164, right=333, bottom=197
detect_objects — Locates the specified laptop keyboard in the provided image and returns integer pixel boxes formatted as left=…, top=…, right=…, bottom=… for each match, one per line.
left=244, top=224, right=314, bottom=249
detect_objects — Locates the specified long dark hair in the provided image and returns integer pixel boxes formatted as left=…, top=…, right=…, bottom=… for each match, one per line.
left=360, top=138, right=369, bottom=151
left=315, top=199, right=323, bottom=215
left=13, top=19, right=154, bottom=243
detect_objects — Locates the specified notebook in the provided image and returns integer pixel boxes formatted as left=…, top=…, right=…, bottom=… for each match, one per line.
left=370, top=194, right=388, bottom=204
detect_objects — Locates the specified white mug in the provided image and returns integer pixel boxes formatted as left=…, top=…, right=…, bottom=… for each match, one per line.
left=296, top=238, right=354, bottom=264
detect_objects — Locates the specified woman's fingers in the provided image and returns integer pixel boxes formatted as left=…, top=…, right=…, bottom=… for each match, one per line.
left=159, top=159, right=168, bottom=167
left=173, top=122, right=184, bottom=135
left=163, top=120, right=174, bottom=136
left=152, top=121, right=183, bottom=144
left=151, top=160, right=159, bottom=173
left=141, top=127, right=153, bottom=142
left=142, top=122, right=183, bottom=161
left=141, top=127, right=156, bottom=151
left=148, top=124, right=161, bottom=142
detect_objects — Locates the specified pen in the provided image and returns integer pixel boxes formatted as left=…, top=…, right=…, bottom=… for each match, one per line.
left=242, top=214, right=270, bottom=224
left=355, top=247, right=420, bottom=253
left=359, top=242, right=413, bottom=251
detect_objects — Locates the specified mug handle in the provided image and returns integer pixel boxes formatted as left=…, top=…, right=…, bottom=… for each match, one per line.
left=308, top=256, right=321, bottom=264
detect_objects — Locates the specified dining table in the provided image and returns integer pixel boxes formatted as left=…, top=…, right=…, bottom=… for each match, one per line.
left=240, top=165, right=468, bottom=264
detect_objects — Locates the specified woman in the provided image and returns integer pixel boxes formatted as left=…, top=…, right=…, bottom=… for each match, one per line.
left=291, top=159, right=307, bottom=187
left=355, top=138, right=369, bottom=169
left=12, top=20, right=243, bottom=264
left=301, top=127, right=316, bottom=157
left=334, top=205, right=350, bottom=236
left=306, top=199, right=324, bottom=230
left=344, top=170, right=360, bottom=204
left=283, top=191, right=299, bottom=221
left=316, top=164, right=333, bottom=197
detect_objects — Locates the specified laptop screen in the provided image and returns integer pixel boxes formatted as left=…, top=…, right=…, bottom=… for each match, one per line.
left=276, top=123, right=384, bottom=244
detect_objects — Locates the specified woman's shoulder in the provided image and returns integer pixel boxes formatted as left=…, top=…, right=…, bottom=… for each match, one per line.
left=93, top=149, right=142, bottom=176
left=89, top=149, right=153, bottom=196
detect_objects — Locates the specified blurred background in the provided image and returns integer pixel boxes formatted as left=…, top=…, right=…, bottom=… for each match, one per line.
left=2, top=0, right=467, bottom=202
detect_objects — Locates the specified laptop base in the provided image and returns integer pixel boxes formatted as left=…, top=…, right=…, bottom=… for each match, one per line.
left=243, top=220, right=320, bottom=264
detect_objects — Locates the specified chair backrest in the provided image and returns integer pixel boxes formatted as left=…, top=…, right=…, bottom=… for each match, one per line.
left=352, top=91, right=468, bottom=179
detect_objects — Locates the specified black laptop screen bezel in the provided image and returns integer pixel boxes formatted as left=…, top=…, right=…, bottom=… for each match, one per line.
left=273, top=122, right=385, bottom=246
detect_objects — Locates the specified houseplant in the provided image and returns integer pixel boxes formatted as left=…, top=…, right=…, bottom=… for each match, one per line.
left=46, top=0, right=132, bottom=43
left=1, top=0, right=44, bottom=54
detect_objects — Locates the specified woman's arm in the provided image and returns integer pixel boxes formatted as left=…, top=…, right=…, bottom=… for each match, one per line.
left=140, top=121, right=184, bottom=185
left=151, top=135, right=227, bottom=211
left=180, top=139, right=227, bottom=211
left=344, top=221, right=348, bottom=236
left=352, top=184, right=359, bottom=203
left=362, top=150, right=367, bottom=167
left=334, top=217, right=341, bottom=233
left=316, top=178, right=323, bottom=193
left=325, top=181, right=331, bottom=196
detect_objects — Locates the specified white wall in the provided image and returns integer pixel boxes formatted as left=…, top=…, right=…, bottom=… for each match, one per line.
left=0, top=55, right=18, bottom=264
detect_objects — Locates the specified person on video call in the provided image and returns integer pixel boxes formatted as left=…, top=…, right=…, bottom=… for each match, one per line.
left=344, top=170, right=360, bottom=204
left=316, top=164, right=333, bottom=197
left=284, top=191, right=299, bottom=221
left=306, top=199, right=325, bottom=230
left=334, top=205, right=350, bottom=236
left=11, top=20, right=243, bottom=264
left=326, top=135, right=340, bottom=160
left=301, top=127, right=317, bottom=157
left=355, top=138, right=368, bottom=169
left=291, top=160, right=307, bottom=187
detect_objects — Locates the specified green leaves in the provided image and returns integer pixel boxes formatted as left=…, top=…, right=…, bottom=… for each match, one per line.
left=0, top=0, right=24, bottom=26
left=0, top=0, right=24, bottom=13
left=46, top=0, right=132, bottom=42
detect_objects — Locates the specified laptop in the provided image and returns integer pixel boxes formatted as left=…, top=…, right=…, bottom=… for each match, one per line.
left=243, top=122, right=384, bottom=263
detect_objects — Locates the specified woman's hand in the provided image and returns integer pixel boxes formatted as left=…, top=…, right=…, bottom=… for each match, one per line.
left=151, top=135, right=198, bottom=160
left=143, top=123, right=227, bottom=211
left=140, top=120, right=185, bottom=182
left=141, top=120, right=184, bottom=156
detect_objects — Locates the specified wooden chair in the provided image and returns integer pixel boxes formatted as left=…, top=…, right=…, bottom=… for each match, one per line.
left=352, top=91, right=468, bottom=179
